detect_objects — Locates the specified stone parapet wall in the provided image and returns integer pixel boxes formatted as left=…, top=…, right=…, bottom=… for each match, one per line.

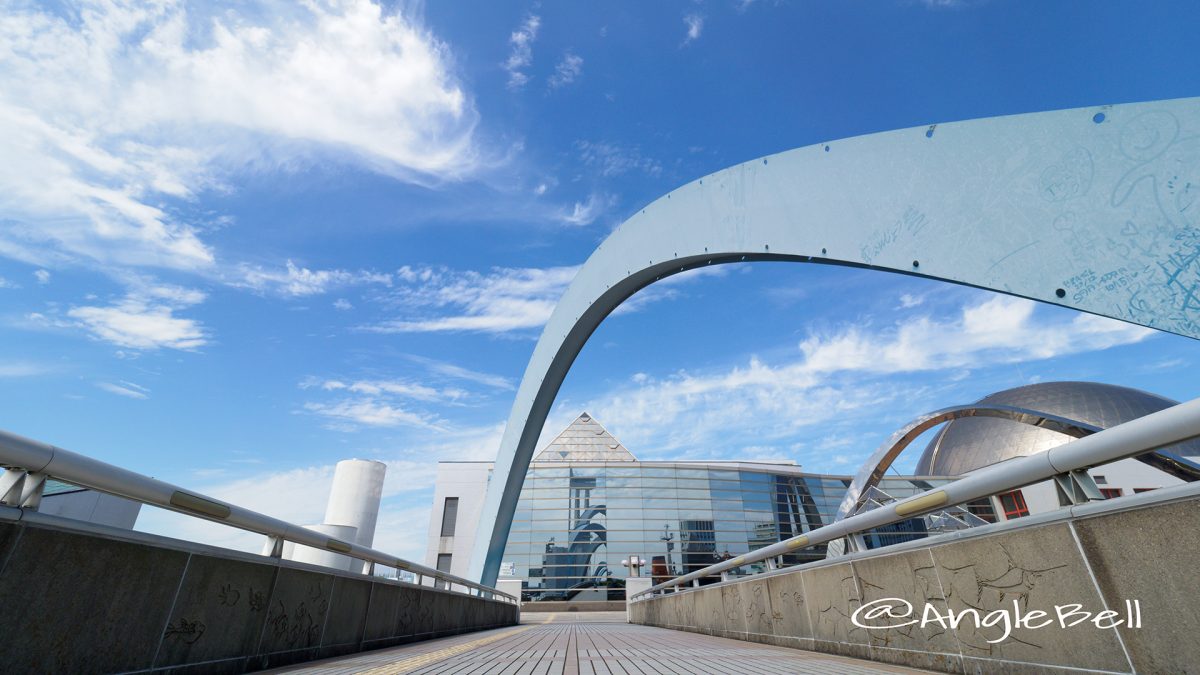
left=0, top=514, right=518, bottom=673
left=629, top=490, right=1200, bottom=674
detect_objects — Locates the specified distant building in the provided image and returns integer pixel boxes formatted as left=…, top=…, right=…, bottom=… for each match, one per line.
left=39, top=479, right=141, bottom=529
left=426, top=412, right=964, bottom=603
left=915, top=381, right=1200, bottom=518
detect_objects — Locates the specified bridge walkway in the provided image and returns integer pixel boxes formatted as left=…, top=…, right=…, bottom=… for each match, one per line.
left=267, top=612, right=927, bottom=675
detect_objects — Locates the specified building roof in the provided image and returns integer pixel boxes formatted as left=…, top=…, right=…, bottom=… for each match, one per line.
left=915, top=381, right=1200, bottom=476
left=533, top=412, right=637, bottom=462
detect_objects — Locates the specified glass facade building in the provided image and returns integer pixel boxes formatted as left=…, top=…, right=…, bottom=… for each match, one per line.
left=425, top=412, right=977, bottom=603
left=507, top=461, right=953, bottom=601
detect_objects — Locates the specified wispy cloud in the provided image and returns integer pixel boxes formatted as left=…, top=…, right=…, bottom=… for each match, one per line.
left=504, top=14, right=541, bottom=90
left=575, top=140, right=663, bottom=177
left=49, top=283, right=209, bottom=351
left=301, top=377, right=468, bottom=403
left=298, top=374, right=469, bottom=432
left=237, top=260, right=392, bottom=297
left=549, top=52, right=583, bottom=88
left=559, top=192, right=613, bottom=226
left=551, top=295, right=1157, bottom=464
left=406, top=355, right=515, bottom=391
left=0, top=361, right=50, bottom=378
left=683, top=14, right=704, bottom=44
left=0, top=1, right=475, bottom=272
left=302, top=399, right=442, bottom=431
left=33, top=269, right=50, bottom=285
left=96, top=380, right=150, bottom=399
left=366, top=265, right=580, bottom=334
left=798, top=296, right=1154, bottom=375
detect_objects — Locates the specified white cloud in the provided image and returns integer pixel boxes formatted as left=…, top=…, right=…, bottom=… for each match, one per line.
left=96, top=380, right=150, bottom=399
left=368, top=265, right=580, bottom=334
left=798, top=296, right=1154, bottom=375
left=0, top=1, right=475, bottom=271
left=683, top=14, right=704, bottom=44
left=33, top=269, right=50, bottom=285
left=304, top=377, right=467, bottom=403
left=63, top=282, right=208, bottom=350
left=575, top=140, right=663, bottom=177
left=333, top=298, right=353, bottom=311
left=549, top=52, right=583, bottom=88
left=299, top=374, right=470, bottom=431
left=368, top=262, right=730, bottom=335
left=237, top=260, right=392, bottom=297
left=302, top=399, right=442, bottom=430
left=504, top=14, right=541, bottom=90
left=551, top=295, right=1156, bottom=461
left=0, top=361, right=48, bottom=377
left=406, top=355, right=515, bottom=390
left=898, top=293, right=924, bottom=308
left=559, top=192, right=613, bottom=227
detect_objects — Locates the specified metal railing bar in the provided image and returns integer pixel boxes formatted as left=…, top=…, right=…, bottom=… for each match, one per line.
left=631, top=395, right=1200, bottom=600
left=0, top=430, right=516, bottom=605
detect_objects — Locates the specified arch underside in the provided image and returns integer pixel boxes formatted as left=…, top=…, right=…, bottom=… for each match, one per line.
left=469, top=97, right=1200, bottom=586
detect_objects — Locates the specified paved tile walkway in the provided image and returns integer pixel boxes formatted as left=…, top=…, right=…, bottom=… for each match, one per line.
left=268, top=612, right=929, bottom=675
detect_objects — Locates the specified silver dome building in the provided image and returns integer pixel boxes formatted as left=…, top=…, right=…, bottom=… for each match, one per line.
left=915, top=381, right=1200, bottom=476
left=905, top=381, right=1200, bottom=522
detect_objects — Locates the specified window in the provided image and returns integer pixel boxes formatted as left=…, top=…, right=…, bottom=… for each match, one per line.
left=440, top=497, right=459, bottom=537
left=1099, top=488, right=1123, bottom=499
left=997, top=490, right=1030, bottom=519
left=1093, top=475, right=1107, bottom=484
left=435, top=554, right=452, bottom=590
left=1133, top=487, right=1156, bottom=494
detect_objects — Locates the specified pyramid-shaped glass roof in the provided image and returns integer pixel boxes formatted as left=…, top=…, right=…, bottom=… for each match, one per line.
left=532, top=412, right=637, bottom=462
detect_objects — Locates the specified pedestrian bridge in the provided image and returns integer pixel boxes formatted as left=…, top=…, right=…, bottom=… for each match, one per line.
left=264, top=612, right=919, bottom=674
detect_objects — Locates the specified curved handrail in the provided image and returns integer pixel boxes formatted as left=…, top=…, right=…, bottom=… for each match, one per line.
left=832, top=404, right=1102, bottom=524
left=0, top=430, right=516, bottom=604
left=630, top=396, right=1200, bottom=601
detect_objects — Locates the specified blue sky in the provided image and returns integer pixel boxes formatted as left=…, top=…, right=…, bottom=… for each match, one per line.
left=2, top=0, right=1199, bottom=561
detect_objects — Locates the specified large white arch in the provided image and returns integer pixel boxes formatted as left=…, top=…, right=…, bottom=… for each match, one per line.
left=469, top=97, right=1200, bottom=585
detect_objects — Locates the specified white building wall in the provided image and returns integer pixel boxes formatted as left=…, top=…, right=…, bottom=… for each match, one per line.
left=992, top=456, right=1188, bottom=520
left=40, top=490, right=141, bottom=529
left=424, top=462, right=491, bottom=579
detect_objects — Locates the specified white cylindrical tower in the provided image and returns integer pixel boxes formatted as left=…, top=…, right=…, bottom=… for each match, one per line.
left=324, top=459, right=387, bottom=549
left=289, top=523, right=358, bottom=571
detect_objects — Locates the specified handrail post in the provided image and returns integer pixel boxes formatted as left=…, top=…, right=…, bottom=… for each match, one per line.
left=0, top=469, right=26, bottom=506
left=262, top=535, right=284, bottom=558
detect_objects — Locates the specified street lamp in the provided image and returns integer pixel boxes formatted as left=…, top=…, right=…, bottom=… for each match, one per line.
left=620, top=555, right=644, bottom=577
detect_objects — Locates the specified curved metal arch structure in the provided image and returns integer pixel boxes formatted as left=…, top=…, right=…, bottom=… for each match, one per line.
left=832, top=404, right=1103, bottom=528
left=469, top=97, right=1200, bottom=585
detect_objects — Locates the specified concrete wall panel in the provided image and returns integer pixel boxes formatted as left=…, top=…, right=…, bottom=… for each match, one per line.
left=852, top=548, right=961, bottom=673
left=803, top=562, right=869, bottom=659
left=0, top=517, right=518, bottom=673
left=257, top=567, right=332, bottom=658
left=1073, top=500, right=1200, bottom=675
left=320, top=576, right=371, bottom=652
left=154, top=554, right=276, bottom=668
left=930, top=523, right=1129, bottom=673
left=362, top=582, right=402, bottom=644
left=0, top=524, right=188, bottom=673
left=766, top=569, right=812, bottom=645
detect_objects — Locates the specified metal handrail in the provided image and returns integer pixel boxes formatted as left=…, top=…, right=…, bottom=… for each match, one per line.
left=0, top=430, right=517, bottom=605
left=630, top=396, right=1200, bottom=601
